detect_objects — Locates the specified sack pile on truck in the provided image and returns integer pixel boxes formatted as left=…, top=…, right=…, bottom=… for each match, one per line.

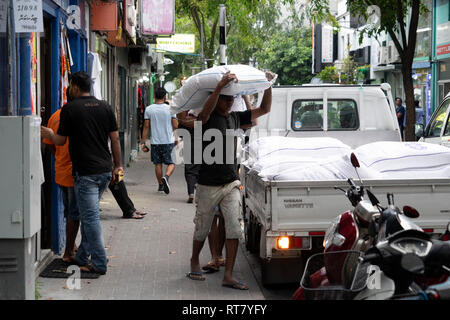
left=353, top=141, right=450, bottom=179
left=170, top=64, right=275, bottom=115
left=245, top=137, right=450, bottom=181
left=244, top=136, right=360, bottom=180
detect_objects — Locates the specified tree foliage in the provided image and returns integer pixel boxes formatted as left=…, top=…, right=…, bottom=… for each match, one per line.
left=255, top=27, right=313, bottom=85
left=317, top=51, right=370, bottom=84
left=307, top=0, right=426, bottom=141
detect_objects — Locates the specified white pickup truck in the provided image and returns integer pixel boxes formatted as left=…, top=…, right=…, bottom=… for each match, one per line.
left=241, top=84, right=450, bottom=286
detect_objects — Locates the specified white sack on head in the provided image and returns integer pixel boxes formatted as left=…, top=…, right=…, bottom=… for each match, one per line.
left=170, top=64, right=274, bottom=115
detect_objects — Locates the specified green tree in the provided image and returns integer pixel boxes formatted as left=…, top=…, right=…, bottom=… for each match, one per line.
left=255, top=27, right=314, bottom=85
left=307, top=0, right=428, bottom=141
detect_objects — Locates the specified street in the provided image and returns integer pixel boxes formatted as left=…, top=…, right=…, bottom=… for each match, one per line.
left=36, top=151, right=295, bottom=300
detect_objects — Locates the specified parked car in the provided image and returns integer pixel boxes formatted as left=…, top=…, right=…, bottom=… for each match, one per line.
left=419, top=92, right=450, bottom=147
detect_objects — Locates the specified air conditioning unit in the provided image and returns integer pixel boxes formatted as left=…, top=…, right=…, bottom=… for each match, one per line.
left=388, top=41, right=401, bottom=64
left=377, top=46, right=388, bottom=65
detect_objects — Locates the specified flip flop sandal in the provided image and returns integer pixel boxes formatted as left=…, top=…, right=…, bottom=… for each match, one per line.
left=222, top=281, right=249, bottom=290
left=123, top=212, right=144, bottom=219
left=218, top=258, right=226, bottom=267
left=134, top=210, right=148, bottom=216
left=80, top=264, right=106, bottom=275
left=202, top=261, right=220, bottom=273
left=186, top=271, right=206, bottom=281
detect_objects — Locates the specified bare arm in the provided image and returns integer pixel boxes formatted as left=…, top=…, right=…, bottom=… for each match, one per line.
left=240, top=95, right=258, bottom=129
left=141, top=119, right=150, bottom=148
left=250, top=72, right=275, bottom=121
left=198, top=72, right=237, bottom=124
left=171, top=117, right=179, bottom=130
left=177, top=111, right=196, bottom=129
left=41, top=126, right=67, bottom=146
left=109, top=130, right=123, bottom=183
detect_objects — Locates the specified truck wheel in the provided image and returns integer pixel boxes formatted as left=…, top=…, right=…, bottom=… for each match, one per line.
left=245, top=214, right=260, bottom=254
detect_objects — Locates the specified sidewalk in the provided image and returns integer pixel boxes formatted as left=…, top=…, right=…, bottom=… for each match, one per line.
left=37, top=152, right=265, bottom=300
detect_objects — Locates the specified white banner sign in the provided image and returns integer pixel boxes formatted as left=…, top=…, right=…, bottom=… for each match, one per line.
left=0, top=0, right=7, bottom=33
left=13, top=0, right=44, bottom=33
left=322, top=24, right=333, bottom=63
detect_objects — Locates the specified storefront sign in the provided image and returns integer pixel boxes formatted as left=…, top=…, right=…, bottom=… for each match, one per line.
left=156, top=34, right=195, bottom=53
left=436, top=21, right=450, bottom=56
left=141, top=0, right=174, bottom=35
left=13, top=0, right=44, bottom=33
left=0, top=0, right=7, bottom=33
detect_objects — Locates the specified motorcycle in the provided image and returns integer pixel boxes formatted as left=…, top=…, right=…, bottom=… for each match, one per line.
left=296, top=188, right=450, bottom=300
left=292, top=153, right=388, bottom=300
left=292, top=152, right=448, bottom=300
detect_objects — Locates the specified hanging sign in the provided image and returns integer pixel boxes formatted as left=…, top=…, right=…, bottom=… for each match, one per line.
left=0, top=0, right=7, bottom=33
left=141, top=0, right=174, bottom=35
left=13, top=0, right=44, bottom=33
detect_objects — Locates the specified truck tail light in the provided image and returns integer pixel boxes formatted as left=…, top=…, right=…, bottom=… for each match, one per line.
left=423, top=229, right=434, bottom=233
left=277, top=236, right=290, bottom=249
left=277, top=236, right=310, bottom=249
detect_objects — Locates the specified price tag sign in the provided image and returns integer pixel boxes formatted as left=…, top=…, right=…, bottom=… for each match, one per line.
left=0, top=0, right=7, bottom=33
left=13, top=0, right=44, bottom=33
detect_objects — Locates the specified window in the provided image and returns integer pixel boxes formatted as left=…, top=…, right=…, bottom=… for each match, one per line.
left=426, top=99, right=450, bottom=137
left=444, top=107, right=450, bottom=137
left=292, top=99, right=358, bottom=131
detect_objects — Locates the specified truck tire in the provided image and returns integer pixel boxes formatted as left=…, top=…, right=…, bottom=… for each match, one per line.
left=245, top=213, right=260, bottom=254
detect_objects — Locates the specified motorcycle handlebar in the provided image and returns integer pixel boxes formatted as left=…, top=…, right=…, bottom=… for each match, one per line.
left=362, top=252, right=380, bottom=264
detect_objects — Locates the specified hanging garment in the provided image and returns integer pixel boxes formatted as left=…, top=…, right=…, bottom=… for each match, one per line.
left=88, top=51, right=102, bottom=100
left=60, top=29, right=69, bottom=106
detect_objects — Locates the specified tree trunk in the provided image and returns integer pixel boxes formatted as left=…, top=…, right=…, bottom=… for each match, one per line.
left=402, top=63, right=416, bottom=141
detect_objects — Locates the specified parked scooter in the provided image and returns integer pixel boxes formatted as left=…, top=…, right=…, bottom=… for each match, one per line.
left=292, top=153, right=379, bottom=299
left=292, top=153, right=449, bottom=300
left=296, top=187, right=450, bottom=300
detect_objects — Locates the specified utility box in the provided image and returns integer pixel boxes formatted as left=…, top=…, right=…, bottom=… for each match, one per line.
left=0, top=116, right=44, bottom=300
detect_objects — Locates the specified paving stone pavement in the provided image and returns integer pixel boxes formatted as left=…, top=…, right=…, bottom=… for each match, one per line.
left=37, top=152, right=265, bottom=300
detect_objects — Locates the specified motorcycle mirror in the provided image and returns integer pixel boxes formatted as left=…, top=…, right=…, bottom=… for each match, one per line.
left=402, top=206, right=420, bottom=219
left=350, top=153, right=360, bottom=168
left=366, top=190, right=379, bottom=206
left=400, top=253, right=425, bottom=275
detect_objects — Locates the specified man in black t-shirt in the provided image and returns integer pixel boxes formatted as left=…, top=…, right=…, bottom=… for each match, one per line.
left=41, top=72, right=122, bottom=275
left=187, top=71, right=275, bottom=290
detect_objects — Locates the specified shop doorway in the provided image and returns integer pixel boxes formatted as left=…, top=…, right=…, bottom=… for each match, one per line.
left=39, top=17, right=53, bottom=250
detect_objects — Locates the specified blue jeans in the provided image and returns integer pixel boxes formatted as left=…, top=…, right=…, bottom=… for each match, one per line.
left=74, top=172, right=112, bottom=273
left=60, top=186, right=80, bottom=221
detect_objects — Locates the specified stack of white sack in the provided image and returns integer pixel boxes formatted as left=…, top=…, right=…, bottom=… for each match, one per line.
left=170, top=64, right=275, bottom=115
left=244, top=136, right=374, bottom=180
left=245, top=137, right=450, bottom=181
left=353, top=141, right=450, bottom=179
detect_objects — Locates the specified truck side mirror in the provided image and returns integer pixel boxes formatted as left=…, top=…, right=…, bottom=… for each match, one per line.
left=415, top=124, right=424, bottom=139
left=350, top=153, right=360, bottom=168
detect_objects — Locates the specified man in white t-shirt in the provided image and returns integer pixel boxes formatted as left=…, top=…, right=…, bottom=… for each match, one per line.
left=141, top=87, right=178, bottom=194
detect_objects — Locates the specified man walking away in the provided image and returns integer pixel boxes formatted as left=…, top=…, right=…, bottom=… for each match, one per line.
left=41, top=71, right=122, bottom=275
left=176, top=110, right=201, bottom=203
left=141, top=87, right=178, bottom=194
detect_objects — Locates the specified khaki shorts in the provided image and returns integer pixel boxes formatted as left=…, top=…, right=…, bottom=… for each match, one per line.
left=193, top=180, right=242, bottom=241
